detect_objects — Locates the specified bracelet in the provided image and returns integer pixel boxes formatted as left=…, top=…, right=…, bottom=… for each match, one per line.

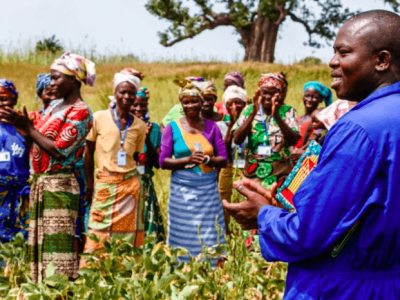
left=204, top=155, right=211, bottom=165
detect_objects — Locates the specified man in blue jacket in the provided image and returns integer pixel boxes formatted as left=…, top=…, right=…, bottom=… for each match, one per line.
left=223, top=10, right=400, bottom=299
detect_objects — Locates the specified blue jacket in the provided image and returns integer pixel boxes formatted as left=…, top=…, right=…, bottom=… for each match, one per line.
left=258, top=82, right=400, bottom=299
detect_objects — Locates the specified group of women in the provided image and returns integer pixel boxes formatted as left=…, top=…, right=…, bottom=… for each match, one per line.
left=0, top=51, right=337, bottom=280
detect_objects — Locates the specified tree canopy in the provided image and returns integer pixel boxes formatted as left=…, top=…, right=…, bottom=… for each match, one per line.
left=146, top=0, right=399, bottom=62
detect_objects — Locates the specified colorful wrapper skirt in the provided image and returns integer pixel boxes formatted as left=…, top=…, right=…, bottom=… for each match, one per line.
left=167, top=170, right=226, bottom=266
left=28, top=171, right=80, bottom=283
left=141, top=174, right=165, bottom=243
left=84, top=170, right=145, bottom=254
left=0, top=177, right=30, bottom=243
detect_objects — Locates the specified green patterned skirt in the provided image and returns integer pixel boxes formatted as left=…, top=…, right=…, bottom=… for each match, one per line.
left=141, top=174, right=165, bottom=243
left=28, top=172, right=80, bottom=283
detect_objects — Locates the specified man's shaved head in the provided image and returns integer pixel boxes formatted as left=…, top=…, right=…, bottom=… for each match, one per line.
left=329, top=10, right=400, bottom=101
left=346, top=10, right=400, bottom=61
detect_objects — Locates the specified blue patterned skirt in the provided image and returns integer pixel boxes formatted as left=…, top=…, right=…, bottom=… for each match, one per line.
left=167, top=170, right=226, bottom=266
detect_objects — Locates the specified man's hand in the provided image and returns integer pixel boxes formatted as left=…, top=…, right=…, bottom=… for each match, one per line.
left=222, top=178, right=280, bottom=230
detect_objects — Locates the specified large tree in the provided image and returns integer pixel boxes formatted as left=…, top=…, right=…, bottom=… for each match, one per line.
left=146, top=0, right=399, bottom=62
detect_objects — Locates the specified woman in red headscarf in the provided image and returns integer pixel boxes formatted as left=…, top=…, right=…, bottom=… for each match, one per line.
left=232, top=73, right=300, bottom=190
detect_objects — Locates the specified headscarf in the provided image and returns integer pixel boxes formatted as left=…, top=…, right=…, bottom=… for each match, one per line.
left=258, top=73, right=286, bottom=92
left=137, top=87, right=148, bottom=100
left=303, top=81, right=333, bottom=107
left=202, top=79, right=218, bottom=97
left=224, top=71, right=245, bottom=89
left=0, top=79, right=18, bottom=98
left=36, top=73, right=51, bottom=94
left=113, top=72, right=141, bottom=92
left=120, top=68, right=144, bottom=80
left=50, top=51, right=96, bottom=86
left=173, top=79, right=203, bottom=100
left=222, top=85, right=247, bottom=106
left=185, top=76, right=205, bottom=83
left=316, top=99, right=357, bottom=130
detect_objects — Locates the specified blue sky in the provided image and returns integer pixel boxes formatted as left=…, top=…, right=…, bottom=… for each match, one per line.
left=0, top=0, right=396, bottom=63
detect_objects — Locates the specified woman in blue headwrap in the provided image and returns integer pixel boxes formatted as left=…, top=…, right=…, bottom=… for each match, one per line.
left=30, top=74, right=56, bottom=123
left=293, top=81, right=332, bottom=145
left=0, top=79, right=30, bottom=243
left=131, top=87, right=165, bottom=242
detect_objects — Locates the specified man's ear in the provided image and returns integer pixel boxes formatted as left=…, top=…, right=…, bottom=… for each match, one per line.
left=376, top=50, right=391, bottom=72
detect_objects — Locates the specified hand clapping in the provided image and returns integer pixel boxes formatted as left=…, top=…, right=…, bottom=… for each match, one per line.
left=222, top=178, right=281, bottom=230
left=0, top=105, right=31, bottom=130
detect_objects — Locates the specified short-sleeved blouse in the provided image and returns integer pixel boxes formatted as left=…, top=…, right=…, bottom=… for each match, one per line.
left=31, top=99, right=93, bottom=174
left=232, top=104, right=299, bottom=161
left=86, top=109, right=146, bottom=173
left=159, top=119, right=227, bottom=174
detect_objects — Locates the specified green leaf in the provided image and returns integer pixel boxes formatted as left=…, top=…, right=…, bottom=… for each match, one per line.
left=157, top=273, right=178, bottom=290
left=177, top=285, right=199, bottom=299
left=45, top=261, right=55, bottom=278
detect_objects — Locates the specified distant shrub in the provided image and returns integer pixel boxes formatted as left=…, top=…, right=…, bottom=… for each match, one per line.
left=297, top=57, right=323, bottom=67
left=35, top=35, right=63, bottom=54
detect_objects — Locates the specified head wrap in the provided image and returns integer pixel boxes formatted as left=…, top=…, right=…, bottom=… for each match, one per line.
left=120, top=68, right=144, bottom=80
left=113, top=72, right=141, bottom=92
left=36, top=73, right=51, bottom=94
left=280, top=72, right=288, bottom=91
left=173, top=79, right=203, bottom=100
left=222, top=85, right=247, bottom=106
left=316, top=99, right=357, bottom=130
left=303, top=81, right=333, bottom=107
left=224, top=71, right=245, bottom=89
left=185, top=76, right=205, bottom=83
left=258, top=73, right=285, bottom=92
left=0, top=79, right=18, bottom=98
left=202, top=79, right=218, bottom=97
left=137, top=87, right=148, bottom=100
left=50, top=51, right=96, bottom=86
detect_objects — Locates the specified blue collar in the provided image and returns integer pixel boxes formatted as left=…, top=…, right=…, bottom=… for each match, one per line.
left=351, top=81, right=400, bottom=112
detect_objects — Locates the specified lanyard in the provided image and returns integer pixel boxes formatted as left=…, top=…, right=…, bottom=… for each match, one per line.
left=238, top=143, right=243, bottom=156
left=113, top=107, right=131, bottom=148
left=259, top=104, right=273, bottom=145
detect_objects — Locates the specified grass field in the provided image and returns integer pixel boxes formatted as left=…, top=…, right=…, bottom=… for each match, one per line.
left=0, top=61, right=334, bottom=299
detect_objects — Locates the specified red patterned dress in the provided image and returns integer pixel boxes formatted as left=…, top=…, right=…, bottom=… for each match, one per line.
left=28, top=99, right=93, bottom=283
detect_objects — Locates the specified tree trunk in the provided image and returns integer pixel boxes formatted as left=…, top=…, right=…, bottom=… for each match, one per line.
left=239, top=15, right=280, bottom=63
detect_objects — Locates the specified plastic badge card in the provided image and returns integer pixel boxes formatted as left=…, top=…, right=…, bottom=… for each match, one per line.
left=276, top=141, right=322, bottom=212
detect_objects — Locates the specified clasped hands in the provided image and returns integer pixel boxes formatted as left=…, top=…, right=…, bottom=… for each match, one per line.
left=185, top=151, right=209, bottom=169
left=222, top=177, right=282, bottom=230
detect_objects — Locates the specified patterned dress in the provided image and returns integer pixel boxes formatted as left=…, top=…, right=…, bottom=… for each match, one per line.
left=0, top=123, right=30, bottom=243
left=294, top=114, right=312, bottom=148
left=28, top=99, right=93, bottom=283
left=138, top=122, right=165, bottom=242
left=232, top=104, right=299, bottom=189
left=159, top=119, right=227, bottom=266
left=83, top=110, right=147, bottom=258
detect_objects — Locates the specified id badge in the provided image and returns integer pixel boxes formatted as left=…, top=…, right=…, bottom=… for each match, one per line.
left=257, top=145, right=272, bottom=156
left=117, top=150, right=127, bottom=166
left=233, top=159, right=246, bottom=169
left=0, top=151, right=11, bottom=162
left=137, top=165, right=145, bottom=175
left=194, top=142, right=203, bottom=152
